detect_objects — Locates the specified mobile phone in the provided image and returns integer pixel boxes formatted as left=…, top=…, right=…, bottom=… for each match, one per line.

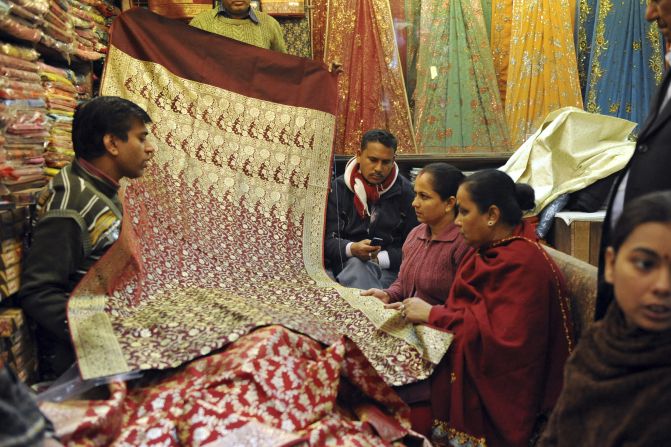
left=370, top=237, right=383, bottom=247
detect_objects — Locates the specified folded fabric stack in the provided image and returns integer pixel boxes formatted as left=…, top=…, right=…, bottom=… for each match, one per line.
left=39, top=0, right=75, bottom=60
left=0, top=208, right=26, bottom=300
left=0, top=42, right=49, bottom=208
left=69, top=0, right=119, bottom=61
left=38, top=62, right=77, bottom=176
left=0, top=307, right=37, bottom=383
left=0, top=0, right=47, bottom=44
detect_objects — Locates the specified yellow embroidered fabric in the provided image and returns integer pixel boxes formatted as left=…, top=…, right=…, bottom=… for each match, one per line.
left=504, top=0, right=583, bottom=147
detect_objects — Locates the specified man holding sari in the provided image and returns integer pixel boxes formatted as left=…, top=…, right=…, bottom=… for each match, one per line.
left=189, top=0, right=287, bottom=52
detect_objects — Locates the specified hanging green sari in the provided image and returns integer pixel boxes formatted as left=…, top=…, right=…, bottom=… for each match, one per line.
left=413, top=0, right=509, bottom=155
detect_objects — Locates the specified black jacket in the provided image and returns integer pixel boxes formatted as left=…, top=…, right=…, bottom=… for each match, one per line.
left=596, top=70, right=671, bottom=320
left=325, top=173, right=418, bottom=275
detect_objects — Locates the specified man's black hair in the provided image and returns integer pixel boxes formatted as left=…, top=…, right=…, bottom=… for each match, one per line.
left=360, top=129, right=398, bottom=152
left=72, top=96, right=152, bottom=161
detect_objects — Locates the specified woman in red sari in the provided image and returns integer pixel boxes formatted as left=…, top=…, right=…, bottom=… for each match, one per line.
left=388, top=169, right=574, bottom=447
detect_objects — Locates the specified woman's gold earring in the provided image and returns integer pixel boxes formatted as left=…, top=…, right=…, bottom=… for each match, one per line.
left=488, top=221, right=494, bottom=226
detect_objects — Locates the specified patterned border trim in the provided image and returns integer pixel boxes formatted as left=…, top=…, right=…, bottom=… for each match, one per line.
left=432, top=420, right=487, bottom=447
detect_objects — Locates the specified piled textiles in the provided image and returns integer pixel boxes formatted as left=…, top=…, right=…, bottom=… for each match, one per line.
left=0, top=307, right=37, bottom=383
left=69, top=0, right=119, bottom=61
left=39, top=62, right=83, bottom=175
left=0, top=208, right=26, bottom=299
left=0, top=0, right=118, bottom=61
left=0, top=42, right=48, bottom=207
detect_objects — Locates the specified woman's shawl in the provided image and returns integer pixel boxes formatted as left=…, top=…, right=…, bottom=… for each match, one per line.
left=428, top=224, right=574, bottom=447
left=539, top=304, right=671, bottom=446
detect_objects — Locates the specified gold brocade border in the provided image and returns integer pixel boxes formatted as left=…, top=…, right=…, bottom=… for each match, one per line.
left=585, top=0, right=610, bottom=114
left=646, top=19, right=664, bottom=86
left=321, top=282, right=454, bottom=364
left=490, top=0, right=513, bottom=104
left=432, top=420, right=487, bottom=447
left=71, top=46, right=450, bottom=382
left=68, top=294, right=129, bottom=378
left=576, top=0, right=591, bottom=90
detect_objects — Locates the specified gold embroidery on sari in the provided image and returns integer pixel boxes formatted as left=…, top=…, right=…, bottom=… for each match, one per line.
left=71, top=46, right=449, bottom=385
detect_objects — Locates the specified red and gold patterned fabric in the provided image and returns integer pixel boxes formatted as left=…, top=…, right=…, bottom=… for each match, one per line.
left=323, top=0, right=417, bottom=155
left=41, top=326, right=415, bottom=445
left=68, top=8, right=452, bottom=387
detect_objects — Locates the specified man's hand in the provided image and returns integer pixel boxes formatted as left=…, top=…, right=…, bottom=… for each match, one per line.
left=350, top=239, right=381, bottom=262
left=384, top=297, right=432, bottom=324
left=360, top=288, right=391, bottom=303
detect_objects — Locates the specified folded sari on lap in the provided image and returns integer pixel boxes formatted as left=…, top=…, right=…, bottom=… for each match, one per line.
left=68, top=9, right=451, bottom=389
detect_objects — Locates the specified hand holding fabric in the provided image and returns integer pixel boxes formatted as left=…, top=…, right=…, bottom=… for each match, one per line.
left=360, top=288, right=391, bottom=303
left=385, top=297, right=432, bottom=324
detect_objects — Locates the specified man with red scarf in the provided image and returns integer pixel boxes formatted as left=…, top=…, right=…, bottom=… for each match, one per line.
left=325, top=129, right=417, bottom=289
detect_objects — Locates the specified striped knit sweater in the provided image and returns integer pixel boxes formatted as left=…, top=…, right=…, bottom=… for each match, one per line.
left=37, top=159, right=122, bottom=282
left=19, top=158, right=123, bottom=378
left=189, top=8, right=287, bottom=52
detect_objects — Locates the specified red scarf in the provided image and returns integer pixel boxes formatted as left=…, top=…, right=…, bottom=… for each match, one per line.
left=344, top=157, right=399, bottom=218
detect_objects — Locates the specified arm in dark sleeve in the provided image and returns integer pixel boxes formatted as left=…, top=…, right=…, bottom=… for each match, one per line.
left=386, top=187, right=419, bottom=271
left=324, top=180, right=351, bottom=269
left=19, top=217, right=84, bottom=342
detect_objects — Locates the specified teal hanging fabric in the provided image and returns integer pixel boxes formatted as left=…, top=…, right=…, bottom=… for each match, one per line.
left=583, top=0, right=665, bottom=132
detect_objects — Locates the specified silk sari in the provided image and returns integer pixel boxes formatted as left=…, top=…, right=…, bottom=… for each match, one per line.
left=323, top=0, right=417, bottom=154
left=490, top=0, right=513, bottom=104
left=413, top=0, right=510, bottom=155
left=41, top=326, right=416, bottom=445
left=68, top=9, right=450, bottom=387
left=504, top=0, right=583, bottom=147
left=310, top=0, right=327, bottom=62
left=389, top=0, right=421, bottom=102
left=581, top=0, right=665, bottom=132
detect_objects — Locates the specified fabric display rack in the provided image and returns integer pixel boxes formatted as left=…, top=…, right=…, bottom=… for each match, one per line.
left=0, top=0, right=119, bottom=380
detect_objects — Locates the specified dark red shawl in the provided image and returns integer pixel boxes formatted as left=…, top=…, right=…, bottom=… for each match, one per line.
left=427, top=223, right=574, bottom=447
left=538, top=304, right=671, bottom=446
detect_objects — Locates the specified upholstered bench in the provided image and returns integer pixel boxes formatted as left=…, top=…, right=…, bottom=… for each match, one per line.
left=544, top=245, right=597, bottom=340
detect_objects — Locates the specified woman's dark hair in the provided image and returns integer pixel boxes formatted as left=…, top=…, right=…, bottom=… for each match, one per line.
left=611, top=191, right=671, bottom=252
left=461, top=169, right=535, bottom=226
left=72, top=96, right=152, bottom=161
left=419, top=163, right=465, bottom=201
left=360, top=129, right=398, bottom=152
